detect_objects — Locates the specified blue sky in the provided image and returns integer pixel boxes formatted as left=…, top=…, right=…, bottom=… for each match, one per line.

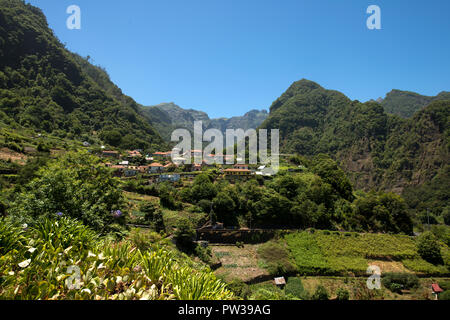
left=28, top=0, right=450, bottom=118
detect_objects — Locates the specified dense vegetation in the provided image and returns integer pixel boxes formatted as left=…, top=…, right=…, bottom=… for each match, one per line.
left=380, top=89, right=450, bottom=118
left=147, top=155, right=414, bottom=234
left=0, top=0, right=164, bottom=151
left=260, top=79, right=449, bottom=223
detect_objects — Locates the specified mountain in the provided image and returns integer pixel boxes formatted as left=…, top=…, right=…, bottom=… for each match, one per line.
left=0, top=0, right=165, bottom=151
left=260, top=79, right=449, bottom=201
left=380, top=89, right=450, bottom=118
left=143, top=102, right=268, bottom=141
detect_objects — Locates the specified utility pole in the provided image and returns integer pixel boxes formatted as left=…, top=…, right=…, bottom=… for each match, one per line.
left=427, top=208, right=430, bottom=230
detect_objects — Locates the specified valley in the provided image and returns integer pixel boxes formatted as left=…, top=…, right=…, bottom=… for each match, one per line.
left=0, top=0, right=449, bottom=302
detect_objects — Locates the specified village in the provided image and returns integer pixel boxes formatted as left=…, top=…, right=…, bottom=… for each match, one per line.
left=101, top=148, right=278, bottom=183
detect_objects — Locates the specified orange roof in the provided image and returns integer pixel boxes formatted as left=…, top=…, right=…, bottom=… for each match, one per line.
left=224, top=169, right=251, bottom=172
left=150, top=163, right=164, bottom=167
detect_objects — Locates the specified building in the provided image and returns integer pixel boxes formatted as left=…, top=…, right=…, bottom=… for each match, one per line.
left=233, top=164, right=249, bottom=170
left=102, top=150, right=120, bottom=158
left=224, top=169, right=251, bottom=176
left=432, top=283, right=444, bottom=300
left=127, top=150, right=142, bottom=158
left=149, top=163, right=165, bottom=173
left=159, top=174, right=181, bottom=183
left=138, top=165, right=149, bottom=173
left=124, top=166, right=139, bottom=177
left=110, top=165, right=125, bottom=177
left=153, top=151, right=172, bottom=159
left=274, top=277, right=286, bottom=288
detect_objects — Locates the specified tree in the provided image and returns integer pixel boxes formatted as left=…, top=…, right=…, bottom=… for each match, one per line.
left=12, top=151, right=126, bottom=233
left=213, top=192, right=236, bottom=226
left=190, top=174, right=217, bottom=202
left=417, top=232, right=443, bottom=265
left=174, top=218, right=196, bottom=252
left=159, top=183, right=179, bottom=209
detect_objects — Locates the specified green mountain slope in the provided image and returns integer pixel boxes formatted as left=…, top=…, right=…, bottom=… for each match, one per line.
left=380, top=89, right=450, bottom=118
left=260, top=80, right=449, bottom=200
left=0, top=0, right=165, bottom=151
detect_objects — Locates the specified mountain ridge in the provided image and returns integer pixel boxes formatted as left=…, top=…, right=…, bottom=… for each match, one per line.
left=142, top=102, right=268, bottom=141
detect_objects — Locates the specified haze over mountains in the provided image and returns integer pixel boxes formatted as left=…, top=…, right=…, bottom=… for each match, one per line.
left=142, top=102, right=268, bottom=141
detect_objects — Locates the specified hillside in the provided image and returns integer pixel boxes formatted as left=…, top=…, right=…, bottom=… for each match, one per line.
left=143, top=102, right=268, bottom=141
left=260, top=80, right=449, bottom=214
left=0, top=0, right=165, bottom=151
left=380, top=89, right=450, bottom=118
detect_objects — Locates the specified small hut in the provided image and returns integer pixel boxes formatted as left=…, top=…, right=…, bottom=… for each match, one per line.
left=431, top=283, right=444, bottom=300
left=274, top=277, right=286, bottom=288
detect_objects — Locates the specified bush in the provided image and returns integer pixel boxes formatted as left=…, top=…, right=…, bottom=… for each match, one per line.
left=336, top=288, right=350, bottom=300
left=311, top=285, right=329, bottom=300
left=129, top=228, right=164, bottom=251
left=382, top=273, right=419, bottom=293
left=417, top=232, right=444, bottom=265
left=227, top=279, right=251, bottom=299
left=195, top=244, right=212, bottom=264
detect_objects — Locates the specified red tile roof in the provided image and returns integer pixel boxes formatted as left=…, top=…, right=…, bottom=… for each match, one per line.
left=150, top=163, right=164, bottom=167
left=432, top=284, right=444, bottom=293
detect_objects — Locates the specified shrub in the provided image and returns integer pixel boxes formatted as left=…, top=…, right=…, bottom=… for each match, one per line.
left=129, top=228, right=163, bottom=251
left=417, top=232, right=443, bottom=265
left=227, top=279, right=251, bottom=299
left=195, top=244, right=212, bottom=264
left=336, top=288, right=350, bottom=300
left=312, top=285, right=329, bottom=300
left=382, top=273, right=419, bottom=293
